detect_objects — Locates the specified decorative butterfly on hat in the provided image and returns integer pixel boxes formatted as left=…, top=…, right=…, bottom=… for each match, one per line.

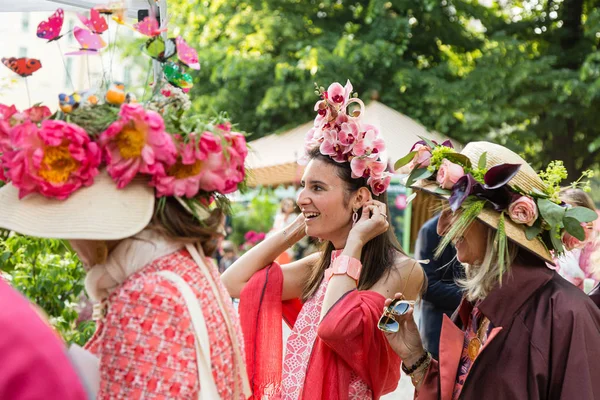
left=65, top=27, right=107, bottom=56
left=2, top=57, right=42, bottom=77
left=78, top=9, right=108, bottom=34
left=37, top=8, right=65, bottom=42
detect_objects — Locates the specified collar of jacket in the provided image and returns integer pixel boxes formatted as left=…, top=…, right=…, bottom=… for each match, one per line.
left=455, top=255, right=554, bottom=329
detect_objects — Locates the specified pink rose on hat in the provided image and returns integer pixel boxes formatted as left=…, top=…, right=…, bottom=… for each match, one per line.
left=408, top=144, right=432, bottom=169
left=508, top=195, right=538, bottom=227
left=436, top=159, right=465, bottom=190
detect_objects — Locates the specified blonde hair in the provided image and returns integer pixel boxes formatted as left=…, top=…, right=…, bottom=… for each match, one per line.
left=457, top=227, right=519, bottom=301
left=559, top=187, right=596, bottom=210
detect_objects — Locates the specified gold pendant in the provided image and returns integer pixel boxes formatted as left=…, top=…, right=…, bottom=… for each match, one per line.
left=467, top=337, right=481, bottom=361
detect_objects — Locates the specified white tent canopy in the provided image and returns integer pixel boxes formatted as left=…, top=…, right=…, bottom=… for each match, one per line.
left=246, top=100, right=457, bottom=187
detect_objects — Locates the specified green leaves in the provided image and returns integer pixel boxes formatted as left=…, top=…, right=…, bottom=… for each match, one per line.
left=0, top=235, right=94, bottom=345
left=565, top=206, right=598, bottom=223
left=394, top=151, right=416, bottom=170
left=478, top=152, right=487, bottom=170
left=405, top=167, right=433, bottom=187
left=444, top=153, right=472, bottom=169
left=563, top=217, right=586, bottom=241
left=537, top=199, right=566, bottom=228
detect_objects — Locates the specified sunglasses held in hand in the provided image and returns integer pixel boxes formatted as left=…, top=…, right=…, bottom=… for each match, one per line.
left=377, top=298, right=415, bottom=333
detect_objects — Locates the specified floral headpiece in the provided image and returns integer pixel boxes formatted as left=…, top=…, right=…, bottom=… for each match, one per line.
left=0, top=8, right=247, bottom=221
left=396, top=137, right=597, bottom=273
left=304, top=80, right=390, bottom=195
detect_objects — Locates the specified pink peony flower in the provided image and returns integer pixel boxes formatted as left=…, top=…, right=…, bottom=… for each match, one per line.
left=196, top=131, right=246, bottom=194
left=216, top=121, right=232, bottom=133
left=0, top=104, right=18, bottom=151
left=151, top=133, right=207, bottom=198
left=22, top=105, right=52, bottom=123
left=350, top=156, right=386, bottom=179
left=353, top=125, right=385, bottom=157
left=99, top=103, right=177, bottom=188
left=508, top=196, right=538, bottom=227
left=408, top=144, right=432, bottom=169
left=367, top=174, right=392, bottom=196
left=326, top=80, right=353, bottom=106
left=5, top=120, right=100, bottom=199
left=436, top=159, right=465, bottom=189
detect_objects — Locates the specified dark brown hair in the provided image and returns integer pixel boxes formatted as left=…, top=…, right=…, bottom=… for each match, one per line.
left=150, top=197, right=225, bottom=256
left=302, top=147, right=406, bottom=301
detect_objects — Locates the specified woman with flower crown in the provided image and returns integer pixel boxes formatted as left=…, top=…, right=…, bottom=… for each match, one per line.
left=0, top=87, right=251, bottom=399
left=381, top=141, right=600, bottom=399
left=222, top=80, right=425, bottom=399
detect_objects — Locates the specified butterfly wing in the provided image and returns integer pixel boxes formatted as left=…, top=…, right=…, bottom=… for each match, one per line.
left=2, top=57, right=42, bottom=77
left=143, top=37, right=176, bottom=62
left=37, top=8, right=64, bottom=41
left=176, top=36, right=200, bottom=70
left=65, top=27, right=107, bottom=55
left=78, top=9, right=108, bottom=34
left=134, top=16, right=160, bottom=37
left=163, top=62, right=193, bottom=89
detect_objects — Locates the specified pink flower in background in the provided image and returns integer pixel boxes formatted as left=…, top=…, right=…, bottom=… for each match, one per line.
left=367, top=174, right=391, bottom=196
left=353, top=125, right=385, bottom=157
left=350, top=156, right=386, bottom=179
left=508, top=195, right=538, bottom=227
left=152, top=133, right=207, bottom=198
left=99, top=103, right=177, bottom=188
left=436, top=159, right=465, bottom=189
left=408, top=144, right=432, bottom=169
left=5, top=120, right=100, bottom=199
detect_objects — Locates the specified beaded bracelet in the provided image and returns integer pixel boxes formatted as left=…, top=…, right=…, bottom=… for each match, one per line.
left=401, top=351, right=431, bottom=375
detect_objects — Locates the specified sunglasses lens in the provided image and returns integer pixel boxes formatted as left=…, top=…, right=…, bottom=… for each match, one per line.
left=390, top=301, right=410, bottom=316
left=377, top=316, right=399, bottom=333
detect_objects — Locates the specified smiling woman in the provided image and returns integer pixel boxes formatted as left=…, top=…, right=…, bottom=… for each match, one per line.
left=221, top=80, right=425, bottom=400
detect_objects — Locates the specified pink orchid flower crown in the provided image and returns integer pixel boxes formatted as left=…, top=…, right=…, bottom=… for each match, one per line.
left=304, top=80, right=390, bottom=196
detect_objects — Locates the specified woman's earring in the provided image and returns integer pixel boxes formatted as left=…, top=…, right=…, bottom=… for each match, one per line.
left=352, top=208, right=359, bottom=226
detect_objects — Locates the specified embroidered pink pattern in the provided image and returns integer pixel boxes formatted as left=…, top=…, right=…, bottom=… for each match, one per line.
left=281, top=251, right=372, bottom=399
left=85, top=249, right=245, bottom=400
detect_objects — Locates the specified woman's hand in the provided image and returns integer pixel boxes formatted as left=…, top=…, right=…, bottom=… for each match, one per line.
left=382, top=292, right=427, bottom=366
left=284, top=213, right=307, bottom=245
left=347, top=200, right=390, bottom=247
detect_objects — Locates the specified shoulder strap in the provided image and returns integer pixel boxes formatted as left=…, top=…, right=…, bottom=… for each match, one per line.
left=156, top=270, right=221, bottom=400
left=185, top=244, right=252, bottom=399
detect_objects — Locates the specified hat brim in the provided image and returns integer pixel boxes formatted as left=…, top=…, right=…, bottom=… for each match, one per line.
left=410, top=179, right=553, bottom=265
left=0, top=171, right=155, bottom=240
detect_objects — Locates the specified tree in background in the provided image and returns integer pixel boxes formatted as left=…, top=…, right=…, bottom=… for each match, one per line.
left=170, top=0, right=483, bottom=137
left=169, top=0, right=599, bottom=177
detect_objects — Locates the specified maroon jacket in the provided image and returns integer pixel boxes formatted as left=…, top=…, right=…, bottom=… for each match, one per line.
left=590, top=283, right=600, bottom=308
left=417, top=253, right=600, bottom=400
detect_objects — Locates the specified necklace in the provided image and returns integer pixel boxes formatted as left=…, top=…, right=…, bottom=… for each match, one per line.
left=467, top=314, right=490, bottom=361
